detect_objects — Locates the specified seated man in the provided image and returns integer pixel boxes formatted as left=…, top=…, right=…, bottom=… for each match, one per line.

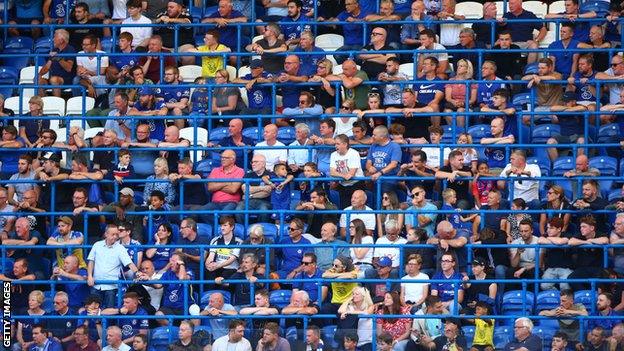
left=498, top=149, right=541, bottom=209
left=47, top=216, right=87, bottom=269
left=127, top=87, right=168, bottom=141
left=538, top=289, right=587, bottom=343
left=38, top=29, right=76, bottom=97
left=314, top=222, right=349, bottom=271
left=205, top=216, right=243, bottom=282
left=357, top=27, right=397, bottom=80
left=154, top=253, right=194, bottom=325
left=480, top=117, right=515, bottom=173
left=239, top=289, right=280, bottom=345
left=486, top=30, right=523, bottom=80
left=505, top=318, right=543, bottom=350
left=101, top=292, right=149, bottom=345
left=318, top=0, right=371, bottom=64
left=235, top=154, right=271, bottom=224
left=216, top=253, right=264, bottom=306
left=566, top=54, right=597, bottom=110
left=498, top=0, right=547, bottom=64
left=74, top=34, right=109, bottom=98
left=155, top=66, right=190, bottom=129
left=416, top=29, right=449, bottom=78
left=253, top=124, right=287, bottom=171
left=505, top=219, right=538, bottom=291
left=339, top=190, right=375, bottom=238
left=278, top=218, right=313, bottom=279
left=199, top=149, right=244, bottom=225
left=139, top=35, right=177, bottom=83
left=232, top=59, right=274, bottom=116
left=195, top=292, right=238, bottom=339
left=545, top=91, right=587, bottom=161
left=568, top=215, right=610, bottom=292
left=436, top=150, right=474, bottom=209
left=547, top=22, right=581, bottom=79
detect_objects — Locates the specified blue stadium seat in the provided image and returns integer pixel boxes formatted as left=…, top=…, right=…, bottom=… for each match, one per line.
left=5, top=36, right=34, bottom=50
left=589, top=156, right=618, bottom=176
left=195, top=158, right=221, bottom=177
left=2, top=258, right=14, bottom=275
left=321, top=325, right=339, bottom=350
left=200, top=290, right=232, bottom=307
left=523, top=63, right=538, bottom=75
left=151, top=326, right=180, bottom=351
left=552, top=157, right=574, bottom=176
left=501, top=290, right=534, bottom=314
left=209, top=127, right=229, bottom=142
left=597, top=123, right=620, bottom=143
left=33, top=37, right=52, bottom=66
left=533, top=326, right=557, bottom=347
left=1, top=49, right=31, bottom=71
left=440, top=125, right=466, bottom=144
left=213, top=222, right=245, bottom=239
left=0, top=66, right=18, bottom=98
left=536, top=290, right=560, bottom=312
left=467, top=124, right=490, bottom=143
left=269, top=290, right=292, bottom=308
left=197, top=223, right=213, bottom=240
left=190, top=6, right=203, bottom=22
left=580, top=0, right=610, bottom=17
left=538, top=318, right=560, bottom=329
left=608, top=188, right=622, bottom=202
left=243, top=126, right=262, bottom=144
left=255, top=222, right=279, bottom=242
left=526, top=157, right=551, bottom=176
left=285, top=326, right=298, bottom=343
left=531, top=124, right=560, bottom=144
left=462, top=326, right=475, bottom=348
left=493, top=326, right=513, bottom=349
left=100, top=36, right=115, bottom=53
left=574, top=290, right=595, bottom=312
left=277, top=126, right=296, bottom=145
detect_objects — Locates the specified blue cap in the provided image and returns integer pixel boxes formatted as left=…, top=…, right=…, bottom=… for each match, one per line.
left=250, top=59, right=263, bottom=69
left=378, top=256, right=393, bottom=268
left=138, top=87, right=154, bottom=96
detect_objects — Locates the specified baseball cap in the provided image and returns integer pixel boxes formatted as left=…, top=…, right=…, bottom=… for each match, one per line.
left=57, top=216, right=73, bottom=227
left=250, top=59, right=263, bottom=69
left=40, top=152, right=61, bottom=163
left=119, top=187, right=135, bottom=197
left=138, top=86, right=155, bottom=96
left=169, top=0, right=184, bottom=6
left=378, top=256, right=393, bottom=268
left=472, top=257, right=486, bottom=266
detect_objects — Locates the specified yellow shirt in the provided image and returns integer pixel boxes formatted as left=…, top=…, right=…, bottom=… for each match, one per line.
left=330, top=281, right=357, bottom=304
left=473, top=318, right=494, bottom=346
left=198, top=44, right=228, bottom=78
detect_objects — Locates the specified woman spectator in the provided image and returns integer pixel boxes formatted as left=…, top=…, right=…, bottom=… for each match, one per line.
left=19, top=96, right=49, bottom=147
left=376, top=191, right=405, bottom=235
left=539, top=185, right=572, bottom=236
left=402, top=228, right=436, bottom=277
left=330, top=133, right=366, bottom=210
left=472, top=227, right=510, bottom=281
left=212, top=68, right=245, bottom=116
left=322, top=256, right=359, bottom=316
left=460, top=257, right=497, bottom=316
left=353, top=93, right=385, bottom=129
left=376, top=291, right=412, bottom=351
left=143, top=157, right=176, bottom=205
left=144, top=223, right=174, bottom=271
left=430, top=253, right=464, bottom=314
left=336, top=286, right=375, bottom=350
left=13, top=290, right=46, bottom=351
left=502, top=198, right=532, bottom=243
left=455, top=133, right=478, bottom=174
left=443, top=59, right=476, bottom=127
left=308, top=58, right=341, bottom=112
left=400, top=253, right=429, bottom=311
left=350, top=218, right=374, bottom=277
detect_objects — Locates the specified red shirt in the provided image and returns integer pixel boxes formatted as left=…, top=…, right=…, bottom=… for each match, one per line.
left=208, top=165, right=244, bottom=203
left=138, top=48, right=176, bottom=83
left=67, top=340, right=99, bottom=351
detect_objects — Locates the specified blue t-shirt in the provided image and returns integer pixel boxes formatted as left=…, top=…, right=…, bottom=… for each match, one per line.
left=366, top=141, right=402, bottom=176
left=119, top=306, right=149, bottom=340
left=16, top=0, right=43, bottom=18
left=134, top=100, right=167, bottom=140
left=78, top=310, right=99, bottom=341
left=547, top=39, right=580, bottom=78
left=49, top=0, right=75, bottom=18
left=292, top=46, right=326, bottom=77
left=502, top=10, right=544, bottom=42
left=0, top=136, right=26, bottom=174
left=47, top=308, right=77, bottom=340
left=277, top=236, right=313, bottom=278
left=49, top=44, right=77, bottom=82
left=416, top=76, right=444, bottom=105
left=430, top=271, right=464, bottom=302
left=148, top=246, right=173, bottom=271
left=59, top=268, right=89, bottom=308
left=280, top=15, right=311, bottom=41
left=441, top=204, right=472, bottom=231
left=484, top=142, right=506, bottom=169
left=292, top=269, right=323, bottom=303
left=393, top=0, right=412, bottom=14
left=111, top=51, right=139, bottom=71
left=204, top=9, right=245, bottom=49
left=122, top=239, right=142, bottom=265
left=573, top=70, right=597, bottom=102
left=161, top=268, right=195, bottom=309
left=477, top=79, right=506, bottom=105
left=336, top=10, right=371, bottom=46
left=156, top=83, right=190, bottom=104
left=277, top=68, right=307, bottom=108
left=267, top=173, right=291, bottom=210
left=243, top=72, right=274, bottom=109
left=190, top=88, right=209, bottom=114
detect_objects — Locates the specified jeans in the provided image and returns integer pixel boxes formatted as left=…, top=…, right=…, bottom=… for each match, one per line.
left=90, top=287, right=118, bottom=308
left=541, top=267, right=573, bottom=291
left=199, top=201, right=237, bottom=225
left=235, top=198, right=271, bottom=223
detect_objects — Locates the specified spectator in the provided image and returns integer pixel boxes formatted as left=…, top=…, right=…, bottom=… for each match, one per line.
left=101, top=292, right=149, bottom=344
left=174, top=217, right=208, bottom=274
left=580, top=327, right=610, bottom=351
left=474, top=189, right=506, bottom=234
left=211, top=69, right=246, bottom=118
left=400, top=253, right=429, bottom=309
left=28, top=325, right=63, bottom=351
left=247, top=22, right=288, bottom=74
left=339, top=190, right=376, bottom=238
left=550, top=332, right=569, bottom=351
left=137, top=259, right=164, bottom=310
left=432, top=318, right=467, bottom=351
left=69, top=187, right=100, bottom=243
left=476, top=61, right=507, bottom=110
left=37, top=29, right=76, bottom=97
left=404, top=185, right=436, bottom=237
left=125, top=66, right=154, bottom=105
left=545, top=93, right=588, bottom=160
left=358, top=27, right=397, bottom=80
left=373, top=219, right=408, bottom=272
left=416, top=29, right=449, bottom=78
left=523, top=57, right=564, bottom=117
left=397, top=58, right=446, bottom=127
left=450, top=28, right=486, bottom=72
left=191, top=31, right=231, bottom=79
left=257, top=322, right=290, bottom=351
left=145, top=223, right=174, bottom=270
left=366, top=255, right=400, bottom=302
left=142, top=157, right=176, bottom=205
left=210, top=119, right=254, bottom=169
left=130, top=334, right=149, bottom=351
left=199, top=150, right=244, bottom=224
left=254, top=124, right=288, bottom=171
left=67, top=2, right=108, bottom=47
left=286, top=123, right=315, bottom=174
left=105, top=93, right=133, bottom=141
left=74, top=34, right=109, bottom=98
left=295, top=186, right=337, bottom=239
left=435, top=150, right=474, bottom=209
left=580, top=25, right=614, bottom=72
left=0, top=126, right=25, bottom=180
left=117, top=221, right=142, bottom=269
left=169, top=320, right=202, bottom=351
left=218, top=252, right=264, bottom=305
left=169, top=158, right=208, bottom=211
left=315, top=222, right=349, bottom=271
left=538, top=289, right=587, bottom=343
left=318, top=0, right=371, bottom=64
left=461, top=257, right=497, bottom=314
left=504, top=317, right=542, bottom=350
left=152, top=0, right=195, bottom=65
left=377, top=57, right=408, bottom=108
left=308, top=59, right=341, bottom=112
left=157, top=126, right=191, bottom=172
left=101, top=188, right=144, bottom=241
left=279, top=218, right=313, bottom=279
left=102, top=326, right=131, bottom=351
left=239, top=289, right=280, bottom=347
left=611, top=214, right=624, bottom=275
left=338, top=59, right=371, bottom=110
left=409, top=295, right=448, bottom=349
left=292, top=31, right=326, bottom=77
left=139, top=35, right=177, bottom=83
left=547, top=22, right=580, bottom=79
left=566, top=54, right=597, bottom=110
left=240, top=225, right=275, bottom=276
left=300, top=325, right=325, bottom=351
left=7, top=154, right=37, bottom=205
left=280, top=0, right=311, bottom=49
left=568, top=215, right=610, bottom=291
left=444, top=59, right=476, bottom=127
left=2, top=217, right=43, bottom=276
left=282, top=291, right=321, bottom=338
left=430, top=252, right=464, bottom=313
left=364, top=125, right=402, bottom=194
left=211, top=320, right=252, bottom=351
left=353, top=92, right=386, bottom=128
left=505, top=218, right=538, bottom=290
left=329, top=134, right=364, bottom=209
left=486, top=31, right=524, bottom=81
left=51, top=254, right=89, bottom=309
left=499, top=149, right=541, bottom=208
left=499, top=0, right=546, bottom=64
left=47, top=216, right=86, bottom=268
left=480, top=117, right=515, bottom=173
left=398, top=150, right=436, bottom=198
left=12, top=291, right=46, bottom=351
left=110, top=32, right=139, bottom=80
left=67, top=325, right=98, bottom=351
left=156, top=67, right=190, bottom=129
left=545, top=0, right=594, bottom=42
left=480, top=89, right=518, bottom=140
left=364, top=0, right=402, bottom=48
left=87, top=224, right=139, bottom=307
left=121, top=0, right=152, bottom=49
left=283, top=93, right=323, bottom=136
left=17, top=97, right=47, bottom=148
left=596, top=54, right=624, bottom=106
left=153, top=252, right=194, bottom=325
left=196, top=292, right=238, bottom=337
left=201, top=0, right=247, bottom=56
left=572, top=180, right=608, bottom=232
left=235, top=154, right=271, bottom=223
left=233, top=59, right=274, bottom=116
left=375, top=291, right=412, bottom=350
left=587, top=293, right=622, bottom=332
left=128, top=87, right=169, bottom=141
left=205, top=216, right=243, bottom=281
left=321, top=256, right=360, bottom=317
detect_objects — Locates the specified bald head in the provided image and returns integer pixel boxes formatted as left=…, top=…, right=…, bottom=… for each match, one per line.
left=164, top=126, right=180, bottom=142
left=351, top=190, right=367, bottom=208
left=437, top=220, right=455, bottom=239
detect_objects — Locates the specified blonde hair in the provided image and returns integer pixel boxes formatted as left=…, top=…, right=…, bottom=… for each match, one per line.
left=442, top=188, right=456, bottom=201
left=342, top=286, right=374, bottom=311
left=154, top=157, right=169, bottom=174
left=29, top=290, right=45, bottom=305
left=318, top=58, right=334, bottom=74
left=215, top=68, right=230, bottom=82
left=456, top=59, right=474, bottom=79
left=29, top=96, right=44, bottom=109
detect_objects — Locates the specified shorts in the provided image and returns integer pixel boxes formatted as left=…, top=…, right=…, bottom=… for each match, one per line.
left=553, top=134, right=588, bottom=144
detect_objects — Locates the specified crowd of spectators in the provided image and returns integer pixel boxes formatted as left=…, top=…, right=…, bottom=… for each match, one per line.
left=2, top=0, right=624, bottom=350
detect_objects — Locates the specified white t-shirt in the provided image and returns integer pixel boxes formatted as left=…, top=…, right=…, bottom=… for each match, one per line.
left=350, top=235, right=374, bottom=264
left=421, top=145, right=451, bottom=169
left=339, top=206, right=376, bottom=230
left=329, top=148, right=364, bottom=186
left=439, top=20, right=462, bottom=47
left=112, top=0, right=128, bottom=19
left=211, top=335, right=252, bottom=351
left=143, top=271, right=164, bottom=310
left=401, top=272, right=430, bottom=303
left=500, top=163, right=541, bottom=202
left=418, top=43, right=449, bottom=65
left=77, top=50, right=109, bottom=76
left=603, top=67, right=624, bottom=104
left=121, top=15, right=153, bottom=47
left=333, top=117, right=358, bottom=137
left=373, top=236, right=408, bottom=267
left=255, top=141, right=288, bottom=170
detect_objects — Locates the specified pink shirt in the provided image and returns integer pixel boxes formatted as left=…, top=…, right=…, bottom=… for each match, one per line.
left=208, top=165, right=244, bottom=203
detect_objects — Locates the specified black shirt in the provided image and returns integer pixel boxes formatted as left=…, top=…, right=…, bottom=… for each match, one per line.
left=487, top=44, right=523, bottom=79
left=472, top=18, right=499, bottom=45
left=573, top=232, right=608, bottom=268
left=404, top=168, right=436, bottom=199
left=361, top=43, right=393, bottom=80
left=439, top=165, right=473, bottom=204
left=72, top=201, right=101, bottom=244
left=39, top=168, right=72, bottom=211
left=69, top=18, right=104, bottom=50
left=153, top=11, right=195, bottom=48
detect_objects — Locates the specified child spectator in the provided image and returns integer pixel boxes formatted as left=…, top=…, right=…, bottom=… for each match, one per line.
left=141, top=190, right=171, bottom=238
left=298, top=162, right=326, bottom=203
left=111, top=149, right=134, bottom=184
left=455, top=133, right=478, bottom=174
left=470, top=301, right=494, bottom=351
left=262, top=163, right=294, bottom=223
left=472, top=161, right=497, bottom=209
left=442, top=188, right=476, bottom=232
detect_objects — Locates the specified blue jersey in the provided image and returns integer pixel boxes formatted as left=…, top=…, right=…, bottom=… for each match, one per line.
left=277, top=236, right=313, bottom=278
left=336, top=10, right=371, bottom=46
left=292, top=46, right=326, bottom=77
left=190, top=88, right=210, bottom=114
left=277, top=68, right=307, bottom=108
left=135, top=100, right=167, bottom=140
left=49, top=0, right=75, bottom=18
left=442, top=204, right=472, bottom=231
left=430, top=271, right=464, bottom=302
left=573, top=70, right=597, bottom=102
left=156, top=83, right=190, bottom=104
left=111, top=51, right=139, bottom=71
left=268, top=174, right=291, bottom=210
left=161, top=269, right=195, bottom=309
left=149, top=246, right=173, bottom=271
left=119, top=306, right=149, bottom=340
left=280, top=15, right=311, bottom=41
left=59, top=268, right=89, bottom=308
left=415, top=76, right=444, bottom=105
left=484, top=142, right=506, bottom=169
left=477, top=79, right=505, bottom=105
left=243, top=72, right=274, bottom=109
left=547, top=39, right=580, bottom=78
left=366, top=141, right=402, bottom=176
